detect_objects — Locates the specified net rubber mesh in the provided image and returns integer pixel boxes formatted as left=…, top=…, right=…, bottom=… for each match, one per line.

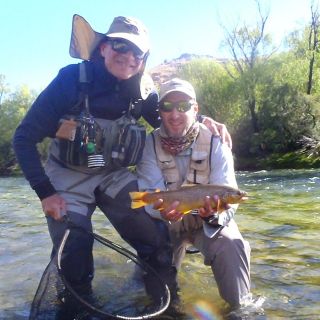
left=29, top=254, right=65, bottom=319
left=29, top=229, right=170, bottom=320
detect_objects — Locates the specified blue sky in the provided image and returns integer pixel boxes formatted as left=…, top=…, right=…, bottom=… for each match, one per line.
left=0, top=0, right=312, bottom=91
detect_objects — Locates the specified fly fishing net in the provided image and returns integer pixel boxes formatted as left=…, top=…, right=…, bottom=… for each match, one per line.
left=29, top=227, right=171, bottom=320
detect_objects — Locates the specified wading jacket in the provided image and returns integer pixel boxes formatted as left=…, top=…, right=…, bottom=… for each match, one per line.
left=13, top=59, right=159, bottom=200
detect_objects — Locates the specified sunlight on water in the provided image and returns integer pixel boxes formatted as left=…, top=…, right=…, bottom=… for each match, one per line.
left=188, top=300, right=222, bottom=319
left=0, top=169, right=319, bottom=319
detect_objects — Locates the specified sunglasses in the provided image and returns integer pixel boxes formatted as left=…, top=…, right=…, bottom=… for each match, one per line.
left=109, top=39, right=146, bottom=60
left=159, top=100, right=195, bottom=113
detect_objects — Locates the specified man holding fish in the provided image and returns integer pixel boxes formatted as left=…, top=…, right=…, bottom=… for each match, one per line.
left=134, top=78, right=251, bottom=311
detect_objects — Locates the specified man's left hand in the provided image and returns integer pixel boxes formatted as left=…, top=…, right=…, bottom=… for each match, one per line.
left=198, top=195, right=230, bottom=218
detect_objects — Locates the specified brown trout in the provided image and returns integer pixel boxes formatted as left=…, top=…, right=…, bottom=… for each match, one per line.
left=130, top=184, right=248, bottom=214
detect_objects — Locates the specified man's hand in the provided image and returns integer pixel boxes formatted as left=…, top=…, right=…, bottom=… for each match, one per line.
left=198, top=195, right=217, bottom=218
left=202, top=117, right=232, bottom=149
left=153, top=199, right=183, bottom=222
left=41, top=194, right=66, bottom=221
left=153, top=195, right=231, bottom=222
left=198, top=195, right=230, bottom=218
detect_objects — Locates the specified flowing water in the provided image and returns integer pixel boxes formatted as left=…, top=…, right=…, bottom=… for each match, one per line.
left=0, top=169, right=319, bottom=319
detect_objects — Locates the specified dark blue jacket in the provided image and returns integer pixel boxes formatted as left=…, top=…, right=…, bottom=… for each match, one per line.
left=13, top=59, right=160, bottom=200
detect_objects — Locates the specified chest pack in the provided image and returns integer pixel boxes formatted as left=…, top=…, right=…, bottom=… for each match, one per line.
left=56, top=61, right=146, bottom=168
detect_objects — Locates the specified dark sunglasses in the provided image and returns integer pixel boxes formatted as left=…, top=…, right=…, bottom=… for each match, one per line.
left=108, top=38, right=146, bottom=60
left=159, top=100, right=195, bottom=113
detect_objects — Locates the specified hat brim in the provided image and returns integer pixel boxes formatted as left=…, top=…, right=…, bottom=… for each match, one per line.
left=159, top=88, right=195, bottom=102
left=106, top=32, right=149, bottom=54
left=69, top=14, right=106, bottom=60
left=69, top=14, right=149, bottom=60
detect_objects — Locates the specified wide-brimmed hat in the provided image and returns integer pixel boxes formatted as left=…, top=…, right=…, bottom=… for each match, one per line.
left=159, top=78, right=196, bottom=102
left=69, top=14, right=150, bottom=60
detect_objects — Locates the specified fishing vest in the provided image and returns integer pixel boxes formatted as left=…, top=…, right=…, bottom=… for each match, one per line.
left=53, top=61, right=150, bottom=170
left=152, top=123, right=213, bottom=191
left=152, top=123, right=214, bottom=234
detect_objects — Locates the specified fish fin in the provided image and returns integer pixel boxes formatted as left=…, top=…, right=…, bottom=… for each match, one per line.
left=182, top=209, right=193, bottom=215
left=216, top=199, right=225, bottom=213
left=129, top=191, right=148, bottom=200
left=217, top=198, right=221, bottom=210
left=155, top=188, right=161, bottom=193
left=129, top=191, right=148, bottom=210
left=131, top=199, right=148, bottom=209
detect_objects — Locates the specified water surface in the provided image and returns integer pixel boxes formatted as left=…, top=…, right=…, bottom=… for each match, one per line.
left=0, top=169, right=319, bottom=319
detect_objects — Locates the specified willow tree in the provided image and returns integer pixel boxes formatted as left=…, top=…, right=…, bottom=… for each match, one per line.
left=307, top=2, right=320, bottom=94
left=0, top=85, right=37, bottom=175
left=178, top=59, right=241, bottom=131
left=220, top=0, right=276, bottom=134
left=284, top=1, right=320, bottom=148
left=0, top=74, right=9, bottom=106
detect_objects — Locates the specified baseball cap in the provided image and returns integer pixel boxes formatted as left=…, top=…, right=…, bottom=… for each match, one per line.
left=159, top=78, right=196, bottom=102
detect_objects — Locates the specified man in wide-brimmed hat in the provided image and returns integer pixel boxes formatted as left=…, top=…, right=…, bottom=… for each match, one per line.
left=13, top=14, right=231, bottom=316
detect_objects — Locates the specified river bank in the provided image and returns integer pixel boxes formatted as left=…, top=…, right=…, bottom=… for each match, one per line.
left=3, top=150, right=320, bottom=178
left=235, top=151, right=320, bottom=171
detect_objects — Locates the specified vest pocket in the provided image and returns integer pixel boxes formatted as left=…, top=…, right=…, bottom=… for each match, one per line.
left=187, top=156, right=209, bottom=184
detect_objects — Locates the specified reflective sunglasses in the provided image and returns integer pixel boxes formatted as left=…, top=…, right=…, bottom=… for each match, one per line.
left=159, top=100, right=195, bottom=113
left=109, top=38, right=146, bottom=60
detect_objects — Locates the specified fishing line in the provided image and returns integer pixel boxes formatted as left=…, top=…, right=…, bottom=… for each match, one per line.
left=57, top=220, right=171, bottom=320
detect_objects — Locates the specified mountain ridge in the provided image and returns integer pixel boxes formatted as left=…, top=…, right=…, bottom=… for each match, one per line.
left=148, top=53, right=227, bottom=86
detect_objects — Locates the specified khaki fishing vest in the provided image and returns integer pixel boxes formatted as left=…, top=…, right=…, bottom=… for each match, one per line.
left=152, top=123, right=213, bottom=233
left=152, top=123, right=213, bottom=190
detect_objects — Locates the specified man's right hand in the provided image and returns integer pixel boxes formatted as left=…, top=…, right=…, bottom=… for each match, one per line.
left=202, top=117, right=232, bottom=149
left=41, top=194, right=66, bottom=221
left=153, top=199, right=183, bottom=222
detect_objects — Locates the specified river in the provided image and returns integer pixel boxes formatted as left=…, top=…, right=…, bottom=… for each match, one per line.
left=0, top=169, right=319, bottom=319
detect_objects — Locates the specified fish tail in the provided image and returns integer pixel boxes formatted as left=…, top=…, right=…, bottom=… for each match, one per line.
left=129, top=191, right=149, bottom=209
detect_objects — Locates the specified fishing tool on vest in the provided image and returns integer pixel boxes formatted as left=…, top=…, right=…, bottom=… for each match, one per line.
left=103, top=99, right=146, bottom=168
left=80, top=92, right=105, bottom=168
left=79, top=61, right=105, bottom=168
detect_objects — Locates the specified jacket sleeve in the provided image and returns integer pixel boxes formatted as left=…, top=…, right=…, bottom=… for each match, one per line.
left=141, top=91, right=161, bottom=128
left=13, top=64, right=79, bottom=200
left=136, top=134, right=166, bottom=219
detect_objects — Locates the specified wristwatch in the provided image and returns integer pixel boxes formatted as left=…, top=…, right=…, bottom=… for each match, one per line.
left=201, top=213, right=219, bottom=226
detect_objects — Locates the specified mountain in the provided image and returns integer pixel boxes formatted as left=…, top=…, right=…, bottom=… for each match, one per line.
left=148, top=53, right=227, bottom=86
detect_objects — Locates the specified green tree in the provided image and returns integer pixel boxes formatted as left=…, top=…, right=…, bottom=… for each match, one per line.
left=306, top=2, right=320, bottom=94
left=285, top=4, right=320, bottom=95
left=220, top=0, right=276, bottom=134
left=0, top=83, right=37, bottom=174
left=178, top=59, right=242, bottom=131
left=0, top=74, right=9, bottom=105
left=259, top=84, right=316, bottom=152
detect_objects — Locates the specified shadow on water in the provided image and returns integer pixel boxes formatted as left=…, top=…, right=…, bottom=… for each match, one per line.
left=0, top=169, right=319, bottom=319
